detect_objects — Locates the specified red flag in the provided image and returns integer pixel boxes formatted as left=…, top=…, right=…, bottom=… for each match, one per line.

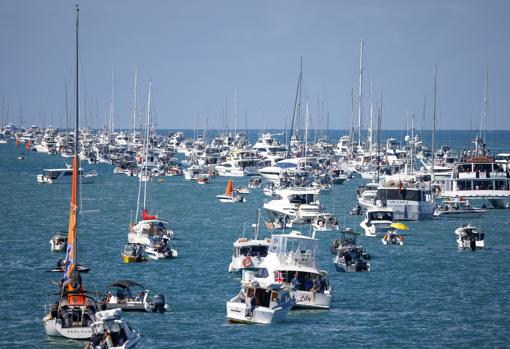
left=276, top=271, right=284, bottom=283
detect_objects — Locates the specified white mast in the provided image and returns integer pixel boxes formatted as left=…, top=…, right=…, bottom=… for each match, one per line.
left=369, top=80, right=373, bottom=153
left=357, top=40, right=364, bottom=147
left=143, top=81, right=152, bottom=210
left=234, top=88, right=237, bottom=138
left=110, top=68, right=115, bottom=136
left=431, top=65, right=437, bottom=183
left=481, top=66, right=488, bottom=145
left=132, top=70, right=138, bottom=140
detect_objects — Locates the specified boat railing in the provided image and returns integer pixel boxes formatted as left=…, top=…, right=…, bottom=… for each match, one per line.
left=283, top=251, right=317, bottom=269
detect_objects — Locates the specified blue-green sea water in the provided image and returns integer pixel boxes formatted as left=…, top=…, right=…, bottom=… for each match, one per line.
left=0, top=130, right=509, bottom=348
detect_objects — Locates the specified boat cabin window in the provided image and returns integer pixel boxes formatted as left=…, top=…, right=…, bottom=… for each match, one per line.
left=457, top=180, right=471, bottom=190
left=271, top=194, right=283, bottom=200
left=472, top=180, right=493, bottom=190
left=368, top=211, right=393, bottom=221
left=240, top=245, right=268, bottom=257
left=254, top=268, right=269, bottom=278
left=495, top=180, right=509, bottom=190
left=289, top=194, right=316, bottom=204
left=377, top=189, right=422, bottom=201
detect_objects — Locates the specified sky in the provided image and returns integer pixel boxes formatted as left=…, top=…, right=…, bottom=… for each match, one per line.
left=0, top=0, right=509, bottom=130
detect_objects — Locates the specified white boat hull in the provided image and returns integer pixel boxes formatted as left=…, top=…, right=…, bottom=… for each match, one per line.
left=43, top=317, right=92, bottom=339
left=291, top=290, right=331, bottom=309
left=226, top=301, right=292, bottom=324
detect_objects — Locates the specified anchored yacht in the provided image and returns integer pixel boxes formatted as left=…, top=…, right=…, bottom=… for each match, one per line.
left=252, top=231, right=332, bottom=309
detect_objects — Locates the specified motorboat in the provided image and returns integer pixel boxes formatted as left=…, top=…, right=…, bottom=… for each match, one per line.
left=252, top=231, right=332, bottom=309
left=235, top=186, right=250, bottom=194
left=228, top=214, right=271, bottom=273
left=311, top=213, right=339, bottom=232
left=360, top=208, right=394, bottom=237
left=226, top=281, right=294, bottom=324
left=381, top=223, right=408, bottom=246
left=49, top=258, right=90, bottom=273
left=102, top=280, right=169, bottom=312
left=217, top=179, right=245, bottom=203
left=50, top=231, right=68, bottom=252
left=196, top=175, right=210, bottom=184
left=381, top=231, right=405, bottom=245
left=145, top=235, right=178, bottom=259
left=330, top=229, right=370, bottom=259
left=37, top=167, right=95, bottom=184
left=434, top=198, right=488, bottom=218
left=86, top=309, right=140, bottom=349
left=183, top=165, right=209, bottom=181
left=333, top=247, right=371, bottom=272
left=442, top=156, right=510, bottom=209
left=248, top=176, right=262, bottom=189
left=263, top=187, right=322, bottom=224
left=455, top=224, right=485, bottom=250
left=375, top=174, right=435, bottom=220
left=121, top=243, right=148, bottom=263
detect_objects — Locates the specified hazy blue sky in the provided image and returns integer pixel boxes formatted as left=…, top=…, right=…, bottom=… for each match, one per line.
left=0, top=0, right=509, bottom=130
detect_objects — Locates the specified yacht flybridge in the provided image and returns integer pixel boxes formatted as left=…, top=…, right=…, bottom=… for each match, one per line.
left=442, top=157, right=510, bottom=209
left=251, top=231, right=332, bottom=309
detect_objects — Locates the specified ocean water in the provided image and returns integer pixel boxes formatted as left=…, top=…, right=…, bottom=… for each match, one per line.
left=0, top=130, right=509, bottom=348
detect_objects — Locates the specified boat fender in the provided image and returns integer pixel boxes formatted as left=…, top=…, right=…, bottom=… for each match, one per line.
left=242, top=256, right=253, bottom=268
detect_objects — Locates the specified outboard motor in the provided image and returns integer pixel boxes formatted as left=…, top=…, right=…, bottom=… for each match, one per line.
left=151, top=294, right=167, bottom=312
left=470, top=238, right=476, bottom=252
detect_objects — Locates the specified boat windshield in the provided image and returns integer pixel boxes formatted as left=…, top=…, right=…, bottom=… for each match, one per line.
left=240, top=245, right=268, bottom=257
left=289, top=194, right=316, bottom=205
left=368, top=211, right=393, bottom=221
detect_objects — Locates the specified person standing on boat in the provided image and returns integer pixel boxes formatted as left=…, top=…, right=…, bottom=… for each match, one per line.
left=291, top=272, right=301, bottom=290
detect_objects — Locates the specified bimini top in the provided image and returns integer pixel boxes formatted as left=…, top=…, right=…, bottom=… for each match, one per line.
left=107, top=280, right=144, bottom=289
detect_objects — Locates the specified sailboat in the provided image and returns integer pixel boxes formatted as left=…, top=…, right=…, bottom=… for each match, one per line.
left=43, top=6, right=98, bottom=339
left=128, top=81, right=177, bottom=259
left=217, top=179, right=245, bottom=203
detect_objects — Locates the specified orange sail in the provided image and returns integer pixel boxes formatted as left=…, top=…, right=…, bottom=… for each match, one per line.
left=225, top=179, right=233, bottom=196
left=25, top=139, right=30, bottom=150
left=64, top=155, right=85, bottom=304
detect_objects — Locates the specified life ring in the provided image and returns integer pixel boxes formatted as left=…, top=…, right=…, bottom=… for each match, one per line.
left=242, top=256, right=253, bottom=268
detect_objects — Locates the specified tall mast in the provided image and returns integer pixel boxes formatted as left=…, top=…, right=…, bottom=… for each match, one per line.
left=132, top=70, right=138, bottom=139
left=110, top=68, right=115, bottom=135
left=234, top=88, right=237, bottom=138
left=369, top=80, right=373, bottom=153
left=143, top=81, right=152, bottom=210
left=377, top=96, right=382, bottom=184
left=358, top=40, right=364, bottom=146
left=431, top=65, right=437, bottom=183
left=482, top=66, right=488, bottom=145
left=287, top=58, right=302, bottom=158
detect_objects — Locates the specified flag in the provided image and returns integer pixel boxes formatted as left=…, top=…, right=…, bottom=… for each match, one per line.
left=276, top=271, right=284, bottom=283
